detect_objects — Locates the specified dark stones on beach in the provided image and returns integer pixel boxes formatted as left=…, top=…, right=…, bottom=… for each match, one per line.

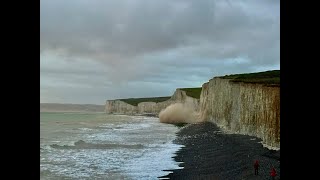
left=159, top=122, right=280, bottom=180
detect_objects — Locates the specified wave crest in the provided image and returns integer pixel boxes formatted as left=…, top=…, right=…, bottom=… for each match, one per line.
left=50, top=140, right=144, bottom=149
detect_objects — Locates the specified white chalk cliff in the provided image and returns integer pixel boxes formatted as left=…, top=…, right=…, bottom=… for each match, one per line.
left=105, top=77, right=280, bottom=148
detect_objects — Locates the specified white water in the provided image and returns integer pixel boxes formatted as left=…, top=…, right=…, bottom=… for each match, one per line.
left=40, top=113, right=183, bottom=179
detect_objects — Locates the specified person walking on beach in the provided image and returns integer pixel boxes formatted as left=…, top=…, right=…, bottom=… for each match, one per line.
left=254, top=160, right=260, bottom=175
left=270, top=167, right=277, bottom=180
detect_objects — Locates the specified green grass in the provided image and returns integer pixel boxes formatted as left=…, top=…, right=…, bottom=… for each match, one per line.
left=118, top=87, right=202, bottom=106
left=220, top=70, right=280, bottom=86
left=116, top=70, right=279, bottom=106
left=179, top=87, right=202, bottom=99
left=117, top=96, right=171, bottom=106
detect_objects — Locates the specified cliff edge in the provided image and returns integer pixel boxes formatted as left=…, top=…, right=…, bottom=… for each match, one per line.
left=200, top=75, right=280, bottom=148
left=105, top=70, right=280, bottom=148
left=105, top=88, right=200, bottom=116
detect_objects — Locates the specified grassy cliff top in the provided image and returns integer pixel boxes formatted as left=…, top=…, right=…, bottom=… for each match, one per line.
left=117, top=96, right=171, bottom=106
left=116, top=87, right=202, bottom=106
left=219, top=70, right=280, bottom=86
left=179, top=87, right=202, bottom=99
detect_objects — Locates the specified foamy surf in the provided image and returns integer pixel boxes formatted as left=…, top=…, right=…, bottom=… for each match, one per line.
left=40, top=113, right=182, bottom=179
left=121, top=142, right=185, bottom=179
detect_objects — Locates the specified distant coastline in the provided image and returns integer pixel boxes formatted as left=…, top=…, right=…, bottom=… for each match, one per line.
left=40, top=103, right=105, bottom=112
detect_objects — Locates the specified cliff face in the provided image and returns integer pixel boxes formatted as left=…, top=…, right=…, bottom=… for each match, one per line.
left=106, top=89, right=200, bottom=115
left=200, top=78, right=280, bottom=148
left=105, top=100, right=138, bottom=115
left=106, top=76, right=279, bottom=148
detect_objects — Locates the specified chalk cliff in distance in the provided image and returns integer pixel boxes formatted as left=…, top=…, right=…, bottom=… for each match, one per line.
left=105, top=89, right=200, bottom=116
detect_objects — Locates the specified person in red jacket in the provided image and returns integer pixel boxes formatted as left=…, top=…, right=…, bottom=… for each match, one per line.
left=254, top=160, right=260, bottom=175
left=270, top=167, right=277, bottom=180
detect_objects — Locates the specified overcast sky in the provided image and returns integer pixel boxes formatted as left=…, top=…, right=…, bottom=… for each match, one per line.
left=40, top=0, right=279, bottom=105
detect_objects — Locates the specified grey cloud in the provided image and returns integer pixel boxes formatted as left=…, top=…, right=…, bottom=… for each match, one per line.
left=41, top=0, right=279, bottom=62
left=40, top=0, right=279, bottom=104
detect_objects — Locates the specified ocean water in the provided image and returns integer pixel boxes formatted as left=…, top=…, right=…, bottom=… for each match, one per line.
left=40, top=112, right=183, bottom=180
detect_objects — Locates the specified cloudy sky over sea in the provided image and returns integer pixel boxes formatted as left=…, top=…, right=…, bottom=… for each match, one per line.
left=40, top=0, right=279, bottom=104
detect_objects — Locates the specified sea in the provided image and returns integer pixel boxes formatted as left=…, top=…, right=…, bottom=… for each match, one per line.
left=40, top=112, right=183, bottom=180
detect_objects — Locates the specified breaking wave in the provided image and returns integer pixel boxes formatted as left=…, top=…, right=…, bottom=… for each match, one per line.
left=50, top=140, right=144, bottom=150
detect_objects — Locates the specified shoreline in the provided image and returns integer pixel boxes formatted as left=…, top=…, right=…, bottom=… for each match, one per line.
left=159, top=122, right=280, bottom=180
left=107, top=113, right=159, bottom=117
left=40, top=111, right=105, bottom=113
left=213, top=123, right=280, bottom=151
